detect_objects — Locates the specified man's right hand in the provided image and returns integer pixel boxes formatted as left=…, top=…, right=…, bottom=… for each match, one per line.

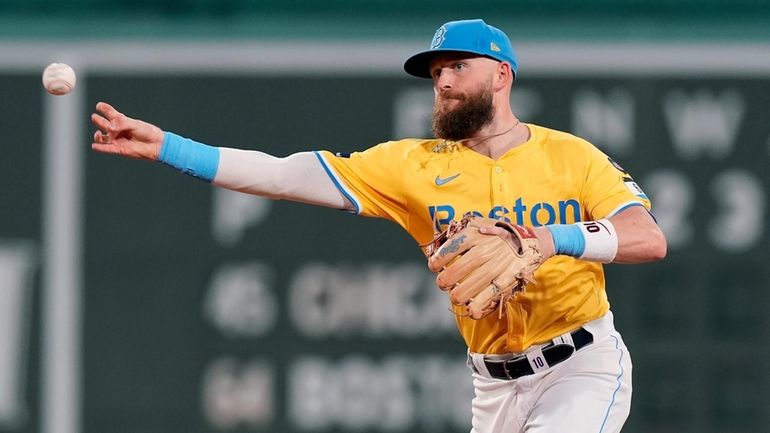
left=91, top=102, right=164, bottom=160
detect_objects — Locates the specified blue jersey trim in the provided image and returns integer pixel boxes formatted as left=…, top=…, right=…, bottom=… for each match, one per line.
left=598, top=334, right=625, bottom=433
left=313, top=151, right=361, bottom=214
left=608, top=202, right=645, bottom=217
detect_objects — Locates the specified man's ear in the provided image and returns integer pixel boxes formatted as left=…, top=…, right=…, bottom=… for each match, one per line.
left=494, top=61, right=514, bottom=92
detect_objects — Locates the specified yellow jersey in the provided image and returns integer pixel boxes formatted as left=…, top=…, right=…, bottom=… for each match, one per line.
left=315, top=123, right=651, bottom=354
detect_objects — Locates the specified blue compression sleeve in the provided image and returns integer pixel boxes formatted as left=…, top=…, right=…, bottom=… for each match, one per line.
left=158, top=132, right=220, bottom=182
left=546, top=224, right=586, bottom=257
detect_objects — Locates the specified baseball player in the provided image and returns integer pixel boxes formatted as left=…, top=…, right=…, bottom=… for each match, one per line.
left=91, top=19, right=666, bottom=433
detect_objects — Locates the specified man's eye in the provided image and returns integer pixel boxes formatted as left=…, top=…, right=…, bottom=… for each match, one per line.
left=453, top=63, right=465, bottom=70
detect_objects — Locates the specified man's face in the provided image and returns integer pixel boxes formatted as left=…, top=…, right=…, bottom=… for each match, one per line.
left=429, top=55, right=496, bottom=141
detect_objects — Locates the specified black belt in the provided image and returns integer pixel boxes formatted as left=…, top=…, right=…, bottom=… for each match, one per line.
left=478, top=328, right=594, bottom=380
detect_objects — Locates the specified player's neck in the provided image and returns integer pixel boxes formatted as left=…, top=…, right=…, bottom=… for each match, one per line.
left=461, top=115, right=528, bottom=160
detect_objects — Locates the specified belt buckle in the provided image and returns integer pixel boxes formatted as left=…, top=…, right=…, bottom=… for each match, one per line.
left=499, top=352, right=528, bottom=380
left=501, top=360, right=514, bottom=380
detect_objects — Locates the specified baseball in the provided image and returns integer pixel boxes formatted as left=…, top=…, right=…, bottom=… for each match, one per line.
left=42, top=63, right=77, bottom=95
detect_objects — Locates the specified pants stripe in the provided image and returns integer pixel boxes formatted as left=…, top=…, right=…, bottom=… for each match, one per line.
left=598, top=334, right=624, bottom=433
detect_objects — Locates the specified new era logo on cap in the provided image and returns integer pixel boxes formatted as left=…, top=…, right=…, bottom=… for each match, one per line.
left=404, top=19, right=519, bottom=79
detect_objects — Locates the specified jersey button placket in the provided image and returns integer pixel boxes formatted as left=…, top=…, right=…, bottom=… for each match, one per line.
left=492, top=165, right=505, bottom=199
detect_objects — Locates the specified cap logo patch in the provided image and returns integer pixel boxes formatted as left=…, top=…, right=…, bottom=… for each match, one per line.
left=430, top=26, right=446, bottom=49
left=490, top=42, right=500, bottom=52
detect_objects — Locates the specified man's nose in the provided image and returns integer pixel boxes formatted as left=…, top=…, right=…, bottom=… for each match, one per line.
left=435, top=71, right=453, bottom=91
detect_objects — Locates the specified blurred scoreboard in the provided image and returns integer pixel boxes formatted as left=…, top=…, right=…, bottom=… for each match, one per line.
left=1, top=44, right=770, bottom=433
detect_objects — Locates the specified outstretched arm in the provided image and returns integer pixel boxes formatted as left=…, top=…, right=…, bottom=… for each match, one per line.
left=90, top=102, right=354, bottom=210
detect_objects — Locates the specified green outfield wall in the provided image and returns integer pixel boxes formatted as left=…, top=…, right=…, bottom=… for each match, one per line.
left=1, top=0, right=770, bottom=40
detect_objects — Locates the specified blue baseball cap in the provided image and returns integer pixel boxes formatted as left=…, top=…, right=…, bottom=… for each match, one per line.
left=404, top=19, right=518, bottom=79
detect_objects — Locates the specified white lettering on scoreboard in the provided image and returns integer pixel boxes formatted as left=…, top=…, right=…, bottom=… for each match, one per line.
left=212, top=188, right=272, bottom=247
left=204, top=262, right=277, bottom=338
left=642, top=168, right=765, bottom=252
left=201, top=358, right=274, bottom=429
left=572, top=87, right=635, bottom=157
left=288, top=355, right=472, bottom=431
left=709, top=169, right=765, bottom=252
left=663, top=88, right=745, bottom=160
left=288, top=263, right=456, bottom=337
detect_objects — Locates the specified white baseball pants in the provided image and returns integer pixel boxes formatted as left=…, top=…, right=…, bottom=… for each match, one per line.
left=467, top=311, right=632, bottom=433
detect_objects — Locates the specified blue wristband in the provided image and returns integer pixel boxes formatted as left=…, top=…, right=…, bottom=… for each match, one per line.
left=546, top=224, right=586, bottom=257
left=158, top=132, right=220, bottom=182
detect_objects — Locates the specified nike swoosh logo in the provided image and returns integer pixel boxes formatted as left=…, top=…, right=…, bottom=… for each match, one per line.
left=435, top=173, right=461, bottom=186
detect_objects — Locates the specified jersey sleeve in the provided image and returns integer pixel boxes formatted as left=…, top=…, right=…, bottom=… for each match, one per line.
left=581, top=143, right=651, bottom=219
left=313, top=141, right=410, bottom=225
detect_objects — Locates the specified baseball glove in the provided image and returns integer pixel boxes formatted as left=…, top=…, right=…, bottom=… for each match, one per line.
left=423, top=215, right=544, bottom=320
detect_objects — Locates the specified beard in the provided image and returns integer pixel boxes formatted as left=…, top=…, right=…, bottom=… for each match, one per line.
left=432, top=84, right=494, bottom=141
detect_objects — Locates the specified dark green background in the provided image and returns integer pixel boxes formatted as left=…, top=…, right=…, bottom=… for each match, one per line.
left=2, top=72, right=769, bottom=433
